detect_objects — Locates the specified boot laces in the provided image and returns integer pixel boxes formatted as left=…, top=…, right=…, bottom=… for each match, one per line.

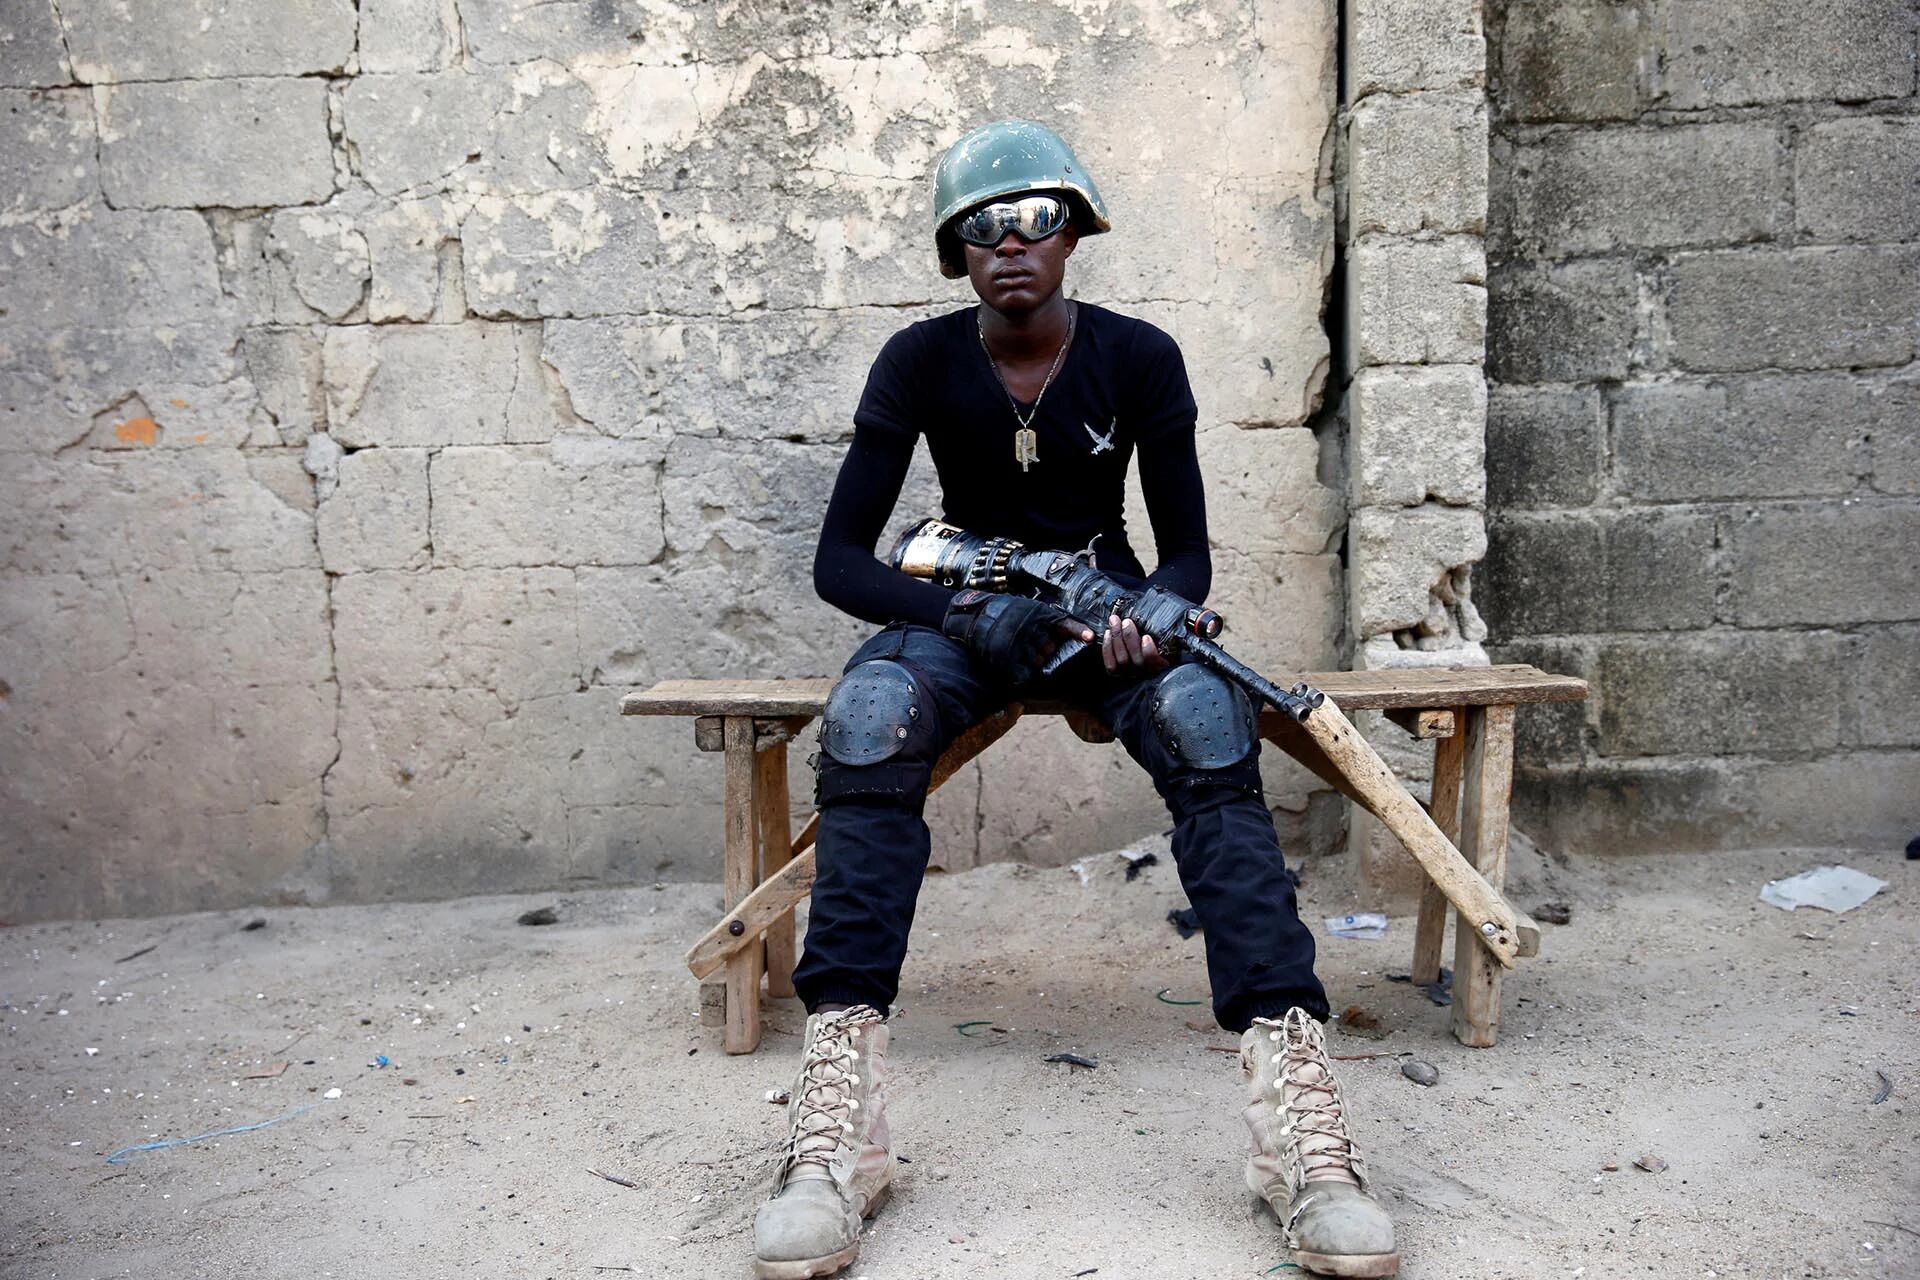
left=1266, top=1008, right=1359, bottom=1188
left=785, top=1006, right=882, bottom=1176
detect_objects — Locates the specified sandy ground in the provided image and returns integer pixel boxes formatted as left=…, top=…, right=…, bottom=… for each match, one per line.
left=2, top=840, right=1915, bottom=1280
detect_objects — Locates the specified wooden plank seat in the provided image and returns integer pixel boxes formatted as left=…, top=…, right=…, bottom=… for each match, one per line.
left=621, top=664, right=1589, bottom=1054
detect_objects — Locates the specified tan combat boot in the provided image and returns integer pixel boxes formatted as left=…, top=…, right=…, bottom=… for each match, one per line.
left=752, top=1006, right=894, bottom=1279
left=1242, top=1008, right=1400, bottom=1277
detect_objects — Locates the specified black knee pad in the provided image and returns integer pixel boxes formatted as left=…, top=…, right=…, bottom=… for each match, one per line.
left=1149, top=664, right=1258, bottom=770
left=816, top=658, right=941, bottom=804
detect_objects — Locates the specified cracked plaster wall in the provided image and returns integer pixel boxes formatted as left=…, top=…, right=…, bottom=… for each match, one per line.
left=1, top=0, right=1345, bottom=921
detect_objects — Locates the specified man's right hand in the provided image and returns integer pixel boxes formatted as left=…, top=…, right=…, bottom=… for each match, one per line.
left=941, top=590, right=1093, bottom=685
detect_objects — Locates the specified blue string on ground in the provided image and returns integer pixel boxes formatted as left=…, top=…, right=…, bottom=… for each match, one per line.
left=104, top=1103, right=316, bottom=1165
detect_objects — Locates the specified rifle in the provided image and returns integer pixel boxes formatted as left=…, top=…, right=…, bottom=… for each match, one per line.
left=889, top=518, right=1324, bottom=722
left=887, top=517, right=1531, bottom=966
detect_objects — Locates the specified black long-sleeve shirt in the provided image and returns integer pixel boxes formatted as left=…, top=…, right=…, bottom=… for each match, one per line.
left=813, top=302, right=1211, bottom=630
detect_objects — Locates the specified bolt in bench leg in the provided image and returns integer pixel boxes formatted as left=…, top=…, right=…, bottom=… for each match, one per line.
left=1450, top=704, right=1516, bottom=1048
left=722, top=716, right=764, bottom=1054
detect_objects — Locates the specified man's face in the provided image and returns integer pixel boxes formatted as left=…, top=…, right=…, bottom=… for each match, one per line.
left=961, top=209, right=1078, bottom=315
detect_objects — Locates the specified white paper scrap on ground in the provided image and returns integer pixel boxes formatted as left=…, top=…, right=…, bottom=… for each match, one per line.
left=1758, top=865, right=1888, bottom=913
left=1326, top=912, right=1390, bottom=939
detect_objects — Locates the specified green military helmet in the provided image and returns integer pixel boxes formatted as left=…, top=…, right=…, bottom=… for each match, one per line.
left=932, top=119, right=1110, bottom=278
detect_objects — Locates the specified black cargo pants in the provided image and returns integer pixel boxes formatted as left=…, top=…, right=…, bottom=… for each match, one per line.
left=789, top=623, right=1329, bottom=1032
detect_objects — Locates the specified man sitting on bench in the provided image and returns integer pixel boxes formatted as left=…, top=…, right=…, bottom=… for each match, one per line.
left=750, top=120, right=1400, bottom=1280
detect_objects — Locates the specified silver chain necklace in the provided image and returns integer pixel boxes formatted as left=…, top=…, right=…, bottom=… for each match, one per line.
left=978, top=301, right=1075, bottom=473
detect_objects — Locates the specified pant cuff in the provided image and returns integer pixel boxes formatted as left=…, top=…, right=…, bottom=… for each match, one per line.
left=796, top=986, right=896, bottom=1017
left=1225, top=991, right=1331, bottom=1032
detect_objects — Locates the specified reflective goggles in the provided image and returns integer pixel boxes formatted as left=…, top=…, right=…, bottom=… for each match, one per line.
left=950, top=194, right=1071, bottom=247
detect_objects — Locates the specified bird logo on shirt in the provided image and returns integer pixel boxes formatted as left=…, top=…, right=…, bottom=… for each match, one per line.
left=1083, top=417, right=1116, bottom=455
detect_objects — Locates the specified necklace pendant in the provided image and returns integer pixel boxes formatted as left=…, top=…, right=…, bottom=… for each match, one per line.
left=1014, top=428, right=1039, bottom=473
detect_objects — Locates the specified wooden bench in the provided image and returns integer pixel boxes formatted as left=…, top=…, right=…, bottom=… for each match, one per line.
left=621, top=665, right=1589, bottom=1054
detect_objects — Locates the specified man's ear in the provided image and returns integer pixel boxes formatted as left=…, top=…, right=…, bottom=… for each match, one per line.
left=1061, top=225, right=1079, bottom=258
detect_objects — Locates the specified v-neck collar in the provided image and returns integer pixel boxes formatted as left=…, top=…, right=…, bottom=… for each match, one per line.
left=975, top=300, right=1080, bottom=413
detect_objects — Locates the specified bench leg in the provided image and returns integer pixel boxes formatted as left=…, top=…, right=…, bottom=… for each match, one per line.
left=755, top=737, right=797, bottom=1001
left=1412, top=723, right=1466, bottom=986
left=1450, top=704, right=1516, bottom=1048
left=685, top=706, right=1026, bottom=983
left=722, top=716, right=764, bottom=1054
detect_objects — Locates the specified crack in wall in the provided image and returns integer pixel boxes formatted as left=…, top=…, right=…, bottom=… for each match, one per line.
left=44, top=0, right=77, bottom=82
left=424, top=447, right=440, bottom=562
left=46, top=68, right=360, bottom=88
left=447, top=0, right=470, bottom=67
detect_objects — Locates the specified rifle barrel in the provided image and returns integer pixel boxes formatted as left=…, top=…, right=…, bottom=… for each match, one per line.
left=1185, top=637, right=1315, bottom=722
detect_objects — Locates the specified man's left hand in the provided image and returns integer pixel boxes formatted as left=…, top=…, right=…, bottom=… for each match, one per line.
left=1103, top=613, right=1170, bottom=674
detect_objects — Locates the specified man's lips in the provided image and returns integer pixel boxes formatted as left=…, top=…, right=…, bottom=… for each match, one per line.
left=993, top=270, right=1035, bottom=285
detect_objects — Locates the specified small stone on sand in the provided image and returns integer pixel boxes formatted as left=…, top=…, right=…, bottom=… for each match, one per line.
left=1401, top=1059, right=1439, bottom=1087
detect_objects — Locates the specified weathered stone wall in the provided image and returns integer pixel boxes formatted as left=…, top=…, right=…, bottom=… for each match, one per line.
left=1483, top=0, right=1920, bottom=853
left=0, top=0, right=1342, bottom=921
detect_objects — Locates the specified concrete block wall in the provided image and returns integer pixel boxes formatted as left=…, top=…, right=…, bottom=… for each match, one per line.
left=1339, top=0, right=1493, bottom=895
left=0, top=0, right=1345, bottom=921
left=1484, top=0, right=1920, bottom=855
